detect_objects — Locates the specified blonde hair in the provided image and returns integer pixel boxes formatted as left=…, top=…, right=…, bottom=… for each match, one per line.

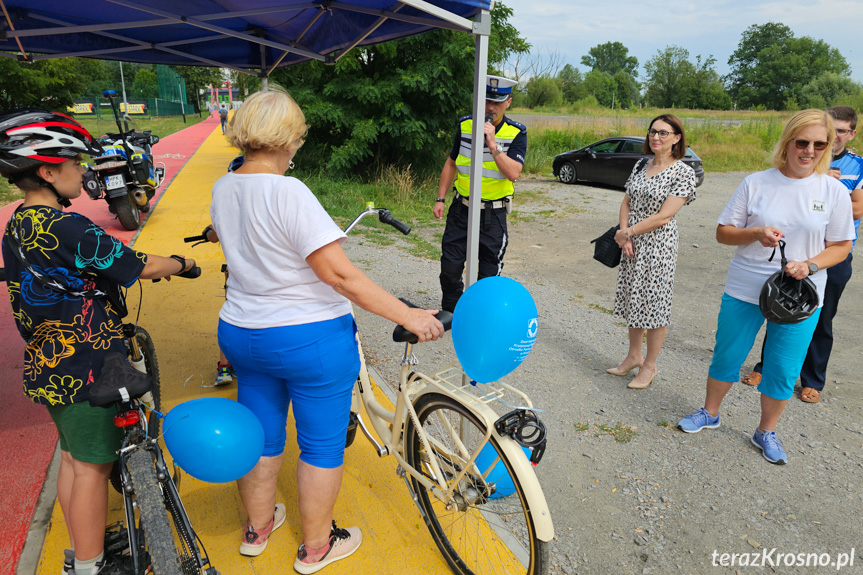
left=227, top=86, right=308, bottom=154
left=771, top=109, right=834, bottom=174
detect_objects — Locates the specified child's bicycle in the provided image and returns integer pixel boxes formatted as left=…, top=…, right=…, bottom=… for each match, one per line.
left=343, top=205, right=553, bottom=575
left=0, top=265, right=219, bottom=575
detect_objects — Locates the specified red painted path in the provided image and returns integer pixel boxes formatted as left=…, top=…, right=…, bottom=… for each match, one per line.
left=0, top=115, right=220, bottom=575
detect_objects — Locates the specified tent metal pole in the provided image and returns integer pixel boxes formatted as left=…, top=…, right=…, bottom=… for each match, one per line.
left=464, top=9, right=490, bottom=291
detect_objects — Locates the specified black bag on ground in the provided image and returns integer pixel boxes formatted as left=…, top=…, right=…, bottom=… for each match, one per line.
left=590, top=225, right=622, bottom=268
left=89, top=352, right=152, bottom=407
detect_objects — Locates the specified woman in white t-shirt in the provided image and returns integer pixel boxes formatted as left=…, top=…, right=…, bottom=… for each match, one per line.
left=208, top=88, right=444, bottom=572
left=677, top=109, right=854, bottom=465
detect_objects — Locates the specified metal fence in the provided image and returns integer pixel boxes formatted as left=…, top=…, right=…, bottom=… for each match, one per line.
left=69, top=97, right=193, bottom=119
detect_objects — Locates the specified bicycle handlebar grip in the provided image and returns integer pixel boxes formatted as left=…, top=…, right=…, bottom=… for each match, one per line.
left=378, top=209, right=411, bottom=235
left=177, top=266, right=202, bottom=279
left=183, top=234, right=206, bottom=243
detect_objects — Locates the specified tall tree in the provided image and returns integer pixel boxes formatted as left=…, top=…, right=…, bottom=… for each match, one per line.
left=644, top=46, right=694, bottom=108
left=726, top=22, right=849, bottom=110
left=581, top=70, right=617, bottom=108
left=557, top=64, right=586, bottom=103
left=800, top=72, right=859, bottom=109
left=0, top=58, right=92, bottom=109
left=269, top=2, right=528, bottom=177
left=524, top=76, right=562, bottom=108
left=581, top=42, right=638, bottom=77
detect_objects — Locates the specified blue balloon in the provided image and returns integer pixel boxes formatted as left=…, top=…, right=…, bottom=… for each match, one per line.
left=163, top=397, right=264, bottom=483
left=452, top=277, right=538, bottom=383
left=475, top=443, right=531, bottom=498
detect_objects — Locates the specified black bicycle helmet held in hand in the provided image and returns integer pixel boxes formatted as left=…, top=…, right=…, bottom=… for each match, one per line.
left=0, top=108, right=101, bottom=180
left=759, top=240, right=819, bottom=325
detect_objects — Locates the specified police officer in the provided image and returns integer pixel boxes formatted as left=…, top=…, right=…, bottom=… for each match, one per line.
left=434, top=75, right=527, bottom=312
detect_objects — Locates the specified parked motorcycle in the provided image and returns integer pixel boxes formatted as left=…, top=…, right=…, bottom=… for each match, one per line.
left=82, top=90, right=166, bottom=231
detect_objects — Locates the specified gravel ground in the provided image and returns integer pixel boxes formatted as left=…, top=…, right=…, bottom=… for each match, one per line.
left=344, top=172, right=863, bottom=575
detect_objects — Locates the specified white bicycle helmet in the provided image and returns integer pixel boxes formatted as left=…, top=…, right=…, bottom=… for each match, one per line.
left=0, top=108, right=101, bottom=180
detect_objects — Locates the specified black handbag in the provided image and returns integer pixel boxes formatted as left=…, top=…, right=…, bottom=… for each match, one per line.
left=590, top=225, right=622, bottom=268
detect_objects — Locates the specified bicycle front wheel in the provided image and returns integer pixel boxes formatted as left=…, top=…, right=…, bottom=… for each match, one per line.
left=127, top=449, right=183, bottom=575
left=405, top=393, right=549, bottom=575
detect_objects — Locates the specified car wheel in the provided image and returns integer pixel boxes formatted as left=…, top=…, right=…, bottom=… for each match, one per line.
left=558, top=162, right=577, bottom=184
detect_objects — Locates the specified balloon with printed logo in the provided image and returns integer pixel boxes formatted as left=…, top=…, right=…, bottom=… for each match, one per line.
left=452, top=276, right=539, bottom=383
left=163, top=397, right=264, bottom=483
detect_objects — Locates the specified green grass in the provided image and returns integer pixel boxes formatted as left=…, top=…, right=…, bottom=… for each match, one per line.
left=574, top=421, right=638, bottom=442
left=594, top=423, right=638, bottom=443
left=524, top=111, right=794, bottom=177
left=301, top=166, right=439, bottom=234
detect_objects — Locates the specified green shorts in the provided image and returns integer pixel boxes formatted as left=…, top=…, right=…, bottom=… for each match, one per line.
left=46, top=402, right=123, bottom=464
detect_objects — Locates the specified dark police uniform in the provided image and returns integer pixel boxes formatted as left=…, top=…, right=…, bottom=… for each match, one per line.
left=439, top=114, right=527, bottom=312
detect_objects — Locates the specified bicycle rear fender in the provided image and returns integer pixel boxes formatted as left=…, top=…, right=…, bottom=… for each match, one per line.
left=412, top=388, right=555, bottom=542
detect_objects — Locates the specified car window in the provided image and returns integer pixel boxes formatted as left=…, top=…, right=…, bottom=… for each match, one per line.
left=589, top=140, right=620, bottom=154
left=619, top=140, right=643, bottom=154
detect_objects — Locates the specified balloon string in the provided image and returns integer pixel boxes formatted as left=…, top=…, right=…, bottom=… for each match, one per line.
left=150, top=412, right=190, bottom=443
left=470, top=380, right=546, bottom=414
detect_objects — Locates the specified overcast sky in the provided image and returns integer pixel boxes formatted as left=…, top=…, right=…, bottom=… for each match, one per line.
left=501, top=0, right=863, bottom=84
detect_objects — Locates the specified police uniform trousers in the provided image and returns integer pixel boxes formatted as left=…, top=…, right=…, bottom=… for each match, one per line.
left=439, top=196, right=508, bottom=312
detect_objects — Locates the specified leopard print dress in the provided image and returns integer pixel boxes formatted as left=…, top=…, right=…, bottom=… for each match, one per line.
left=613, top=159, right=696, bottom=329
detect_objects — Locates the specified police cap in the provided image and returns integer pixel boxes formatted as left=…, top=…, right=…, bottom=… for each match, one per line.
left=486, top=75, right=516, bottom=102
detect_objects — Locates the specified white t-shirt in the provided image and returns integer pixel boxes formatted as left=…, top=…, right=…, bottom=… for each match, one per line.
left=717, top=168, right=855, bottom=306
left=210, top=173, right=352, bottom=328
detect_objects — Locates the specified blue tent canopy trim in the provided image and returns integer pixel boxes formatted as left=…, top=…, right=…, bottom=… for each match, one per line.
left=1, top=1, right=492, bottom=74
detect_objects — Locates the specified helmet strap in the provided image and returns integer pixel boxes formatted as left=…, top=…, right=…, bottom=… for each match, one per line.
left=37, top=177, right=71, bottom=208
left=767, top=240, right=788, bottom=277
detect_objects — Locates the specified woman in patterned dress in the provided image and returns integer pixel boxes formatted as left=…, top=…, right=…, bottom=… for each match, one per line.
left=607, top=114, right=696, bottom=389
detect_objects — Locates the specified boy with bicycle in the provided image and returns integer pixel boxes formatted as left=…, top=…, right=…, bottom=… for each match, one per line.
left=0, top=108, right=196, bottom=575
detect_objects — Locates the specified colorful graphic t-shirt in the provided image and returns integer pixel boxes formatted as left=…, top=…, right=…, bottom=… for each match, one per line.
left=2, top=206, right=147, bottom=405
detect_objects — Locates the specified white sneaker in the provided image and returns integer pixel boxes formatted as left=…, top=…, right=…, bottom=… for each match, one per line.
left=294, top=521, right=362, bottom=574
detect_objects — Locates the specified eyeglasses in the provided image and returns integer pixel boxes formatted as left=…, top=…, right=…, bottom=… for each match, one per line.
left=835, top=128, right=855, bottom=135
left=647, top=129, right=677, bottom=139
left=794, top=139, right=829, bottom=151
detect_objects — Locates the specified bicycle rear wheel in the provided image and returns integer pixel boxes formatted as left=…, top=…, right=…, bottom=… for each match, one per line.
left=132, top=326, right=161, bottom=437
left=405, top=393, right=549, bottom=575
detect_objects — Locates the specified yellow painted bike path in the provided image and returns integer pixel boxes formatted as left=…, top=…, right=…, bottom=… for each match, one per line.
left=37, top=125, right=450, bottom=574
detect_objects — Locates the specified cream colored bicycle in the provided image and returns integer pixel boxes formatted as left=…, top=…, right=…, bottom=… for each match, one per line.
left=344, top=205, right=553, bottom=575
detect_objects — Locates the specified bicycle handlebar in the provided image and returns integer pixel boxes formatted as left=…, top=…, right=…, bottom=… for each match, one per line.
left=183, top=234, right=206, bottom=243
left=344, top=205, right=411, bottom=235
left=377, top=209, right=411, bottom=235
left=177, top=266, right=202, bottom=279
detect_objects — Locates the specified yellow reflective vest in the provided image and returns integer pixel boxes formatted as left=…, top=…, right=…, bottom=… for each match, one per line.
left=454, top=118, right=525, bottom=201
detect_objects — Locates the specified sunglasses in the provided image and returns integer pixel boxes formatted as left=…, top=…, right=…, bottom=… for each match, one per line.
left=794, top=139, right=829, bottom=151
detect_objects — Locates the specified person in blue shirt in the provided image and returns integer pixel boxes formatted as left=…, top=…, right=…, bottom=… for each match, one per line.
left=741, top=106, right=863, bottom=403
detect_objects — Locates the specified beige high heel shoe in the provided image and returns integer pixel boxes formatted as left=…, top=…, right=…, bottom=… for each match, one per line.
left=627, top=366, right=657, bottom=389
left=606, top=361, right=644, bottom=376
